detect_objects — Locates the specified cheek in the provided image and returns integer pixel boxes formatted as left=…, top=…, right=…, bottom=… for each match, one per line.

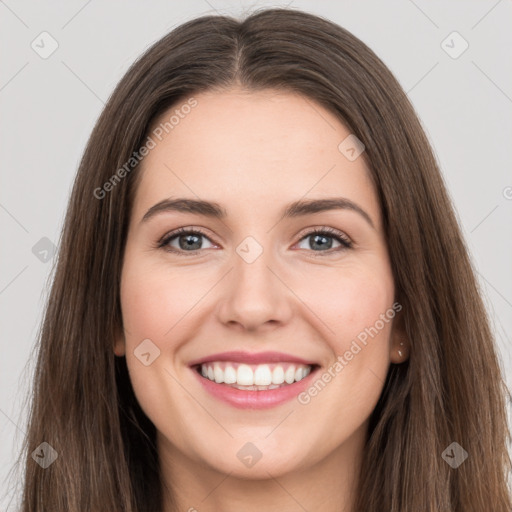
left=120, top=258, right=204, bottom=339
left=294, top=270, right=395, bottom=428
left=118, top=256, right=200, bottom=429
left=300, top=263, right=394, bottom=348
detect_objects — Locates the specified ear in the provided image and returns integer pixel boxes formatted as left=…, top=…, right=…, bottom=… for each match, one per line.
left=113, top=323, right=126, bottom=357
left=389, top=308, right=409, bottom=364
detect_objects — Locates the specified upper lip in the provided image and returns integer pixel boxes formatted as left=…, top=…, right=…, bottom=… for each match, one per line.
left=188, top=351, right=317, bottom=367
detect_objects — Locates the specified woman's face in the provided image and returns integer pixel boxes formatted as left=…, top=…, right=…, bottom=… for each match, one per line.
left=115, top=88, right=404, bottom=480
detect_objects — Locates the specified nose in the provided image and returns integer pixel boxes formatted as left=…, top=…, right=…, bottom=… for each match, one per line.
left=216, top=241, right=293, bottom=332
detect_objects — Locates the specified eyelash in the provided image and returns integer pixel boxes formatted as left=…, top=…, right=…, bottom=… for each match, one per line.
left=156, top=226, right=353, bottom=257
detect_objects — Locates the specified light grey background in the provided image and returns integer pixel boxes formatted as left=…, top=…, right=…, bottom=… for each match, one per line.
left=1, top=0, right=511, bottom=508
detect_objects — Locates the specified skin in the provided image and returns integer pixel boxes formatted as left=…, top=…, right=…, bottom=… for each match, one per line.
left=114, top=87, right=409, bottom=512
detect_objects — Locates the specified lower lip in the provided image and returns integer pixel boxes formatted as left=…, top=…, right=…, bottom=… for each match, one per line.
left=191, top=366, right=318, bottom=409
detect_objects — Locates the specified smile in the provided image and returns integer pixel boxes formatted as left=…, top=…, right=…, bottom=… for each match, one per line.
left=188, top=351, right=320, bottom=409
left=197, top=362, right=313, bottom=390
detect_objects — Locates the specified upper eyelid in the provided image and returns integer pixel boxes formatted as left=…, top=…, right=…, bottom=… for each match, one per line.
left=159, top=226, right=216, bottom=245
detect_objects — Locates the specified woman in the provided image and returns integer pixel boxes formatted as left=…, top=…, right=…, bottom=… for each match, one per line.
left=14, top=7, right=511, bottom=511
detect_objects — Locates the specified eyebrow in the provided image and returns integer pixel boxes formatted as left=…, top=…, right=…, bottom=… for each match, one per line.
left=141, top=197, right=375, bottom=229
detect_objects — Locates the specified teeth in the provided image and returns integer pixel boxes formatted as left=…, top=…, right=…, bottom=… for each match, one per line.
left=284, top=366, right=295, bottom=384
left=237, top=364, right=254, bottom=386
left=198, top=361, right=313, bottom=388
left=254, top=364, right=272, bottom=386
left=224, top=365, right=237, bottom=384
left=272, top=366, right=285, bottom=385
left=213, top=363, right=224, bottom=383
left=230, top=383, right=283, bottom=391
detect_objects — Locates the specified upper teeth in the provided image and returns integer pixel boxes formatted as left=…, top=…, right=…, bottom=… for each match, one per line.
left=200, top=362, right=312, bottom=386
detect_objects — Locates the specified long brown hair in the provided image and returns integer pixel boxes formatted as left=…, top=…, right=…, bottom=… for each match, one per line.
left=10, top=7, right=511, bottom=511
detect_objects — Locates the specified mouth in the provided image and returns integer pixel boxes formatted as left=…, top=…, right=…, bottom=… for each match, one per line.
left=193, top=361, right=318, bottom=390
left=188, top=352, right=320, bottom=409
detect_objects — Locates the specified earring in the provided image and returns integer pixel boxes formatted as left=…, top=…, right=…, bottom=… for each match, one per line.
left=398, top=341, right=405, bottom=358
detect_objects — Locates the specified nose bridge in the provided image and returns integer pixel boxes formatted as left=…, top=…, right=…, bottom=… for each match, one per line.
left=233, top=233, right=277, bottom=296
left=239, top=241, right=270, bottom=278
left=217, top=233, right=291, bottom=329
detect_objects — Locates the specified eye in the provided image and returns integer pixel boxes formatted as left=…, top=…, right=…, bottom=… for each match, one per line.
left=157, top=226, right=353, bottom=256
left=158, top=227, right=215, bottom=255
left=295, top=227, right=352, bottom=254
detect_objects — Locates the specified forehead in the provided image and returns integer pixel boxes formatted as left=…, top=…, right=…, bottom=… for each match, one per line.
left=132, top=88, right=380, bottom=229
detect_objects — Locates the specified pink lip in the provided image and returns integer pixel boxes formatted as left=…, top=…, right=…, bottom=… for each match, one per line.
left=188, top=350, right=317, bottom=366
